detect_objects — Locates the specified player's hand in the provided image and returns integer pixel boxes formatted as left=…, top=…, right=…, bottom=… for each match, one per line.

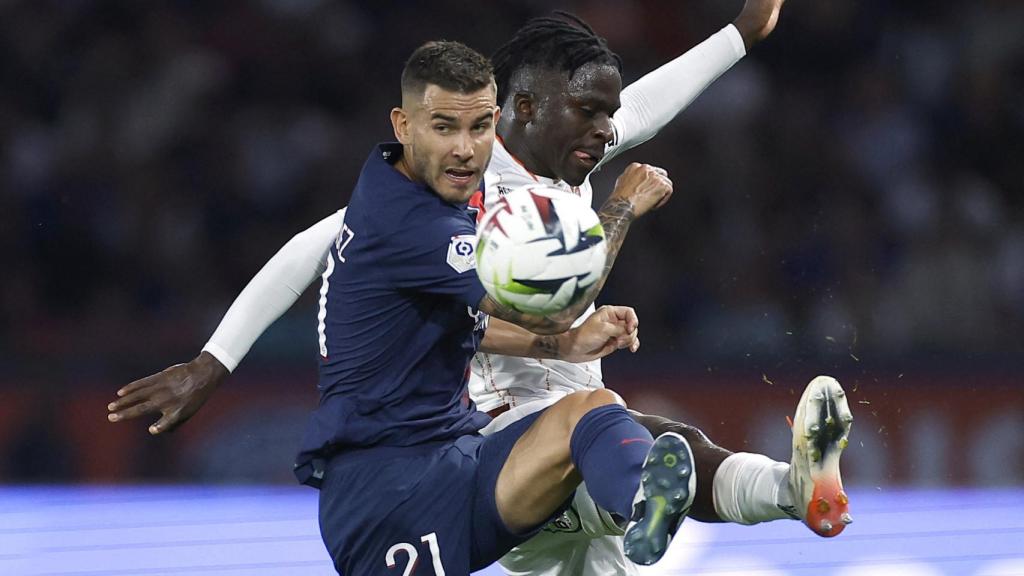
left=563, top=305, right=640, bottom=363
left=107, top=351, right=229, bottom=434
left=609, top=163, right=673, bottom=218
left=733, top=0, right=785, bottom=50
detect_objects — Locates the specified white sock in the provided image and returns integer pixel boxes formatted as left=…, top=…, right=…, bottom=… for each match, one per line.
left=712, top=452, right=795, bottom=525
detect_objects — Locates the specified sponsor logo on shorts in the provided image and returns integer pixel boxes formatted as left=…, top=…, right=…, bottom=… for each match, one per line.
left=543, top=505, right=583, bottom=534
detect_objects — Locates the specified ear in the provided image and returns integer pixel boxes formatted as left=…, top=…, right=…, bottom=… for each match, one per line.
left=511, top=92, right=535, bottom=125
left=391, top=107, right=411, bottom=144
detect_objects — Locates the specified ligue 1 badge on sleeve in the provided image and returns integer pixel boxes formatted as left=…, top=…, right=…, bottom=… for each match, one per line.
left=447, top=234, right=477, bottom=273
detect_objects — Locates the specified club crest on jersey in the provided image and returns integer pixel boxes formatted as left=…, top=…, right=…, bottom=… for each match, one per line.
left=447, top=234, right=477, bottom=273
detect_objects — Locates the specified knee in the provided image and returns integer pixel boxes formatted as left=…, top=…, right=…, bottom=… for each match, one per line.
left=578, top=388, right=625, bottom=411
left=566, top=389, right=625, bottom=425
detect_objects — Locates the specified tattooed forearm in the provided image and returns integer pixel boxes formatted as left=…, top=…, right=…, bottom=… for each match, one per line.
left=547, top=197, right=636, bottom=322
left=477, top=315, right=570, bottom=357
left=596, top=197, right=636, bottom=277
left=532, top=334, right=561, bottom=359
left=479, top=294, right=567, bottom=334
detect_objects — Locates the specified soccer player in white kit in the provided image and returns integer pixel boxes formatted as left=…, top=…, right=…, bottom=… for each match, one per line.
left=109, top=1, right=854, bottom=573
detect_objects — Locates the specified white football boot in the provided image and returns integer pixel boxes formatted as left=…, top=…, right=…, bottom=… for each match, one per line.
left=786, top=375, right=854, bottom=537
left=622, top=432, right=697, bottom=565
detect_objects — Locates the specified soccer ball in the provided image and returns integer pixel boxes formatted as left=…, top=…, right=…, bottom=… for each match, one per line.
left=476, top=185, right=606, bottom=315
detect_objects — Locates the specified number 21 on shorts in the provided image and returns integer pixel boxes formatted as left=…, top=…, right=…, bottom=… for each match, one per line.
left=385, top=532, right=445, bottom=575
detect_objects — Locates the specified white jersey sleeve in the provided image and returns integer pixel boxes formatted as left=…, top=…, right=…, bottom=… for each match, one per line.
left=202, top=209, right=345, bottom=371
left=600, top=24, right=746, bottom=167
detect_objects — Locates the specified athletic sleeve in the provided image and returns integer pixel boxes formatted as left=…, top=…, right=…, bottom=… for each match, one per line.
left=202, top=209, right=346, bottom=372
left=599, top=24, right=746, bottom=167
left=386, top=215, right=486, bottom=310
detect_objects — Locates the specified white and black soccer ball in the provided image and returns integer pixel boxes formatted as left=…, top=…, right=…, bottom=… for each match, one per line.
left=476, top=185, right=606, bottom=315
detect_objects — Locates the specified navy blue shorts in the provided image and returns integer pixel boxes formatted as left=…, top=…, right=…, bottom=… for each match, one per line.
left=317, top=410, right=561, bottom=575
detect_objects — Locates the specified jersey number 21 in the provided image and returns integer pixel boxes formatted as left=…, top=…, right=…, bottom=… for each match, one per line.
left=386, top=532, right=445, bottom=575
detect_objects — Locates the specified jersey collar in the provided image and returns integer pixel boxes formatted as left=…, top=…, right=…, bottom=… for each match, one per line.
left=369, top=142, right=471, bottom=209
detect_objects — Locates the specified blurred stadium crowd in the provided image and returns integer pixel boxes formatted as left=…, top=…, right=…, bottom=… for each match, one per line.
left=1, top=1, right=1021, bottom=482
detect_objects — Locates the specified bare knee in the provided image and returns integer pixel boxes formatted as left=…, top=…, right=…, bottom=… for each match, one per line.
left=564, top=389, right=624, bottom=426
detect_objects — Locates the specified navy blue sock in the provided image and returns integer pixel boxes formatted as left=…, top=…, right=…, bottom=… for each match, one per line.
left=569, top=404, right=654, bottom=520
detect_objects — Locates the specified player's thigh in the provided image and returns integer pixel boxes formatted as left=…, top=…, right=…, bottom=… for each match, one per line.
left=318, top=446, right=474, bottom=575
left=494, top=389, right=624, bottom=533
left=499, top=533, right=591, bottom=576
left=499, top=526, right=634, bottom=576
left=582, top=535, right=640, bottom=576
left=503, top=535, right=639, bottom=576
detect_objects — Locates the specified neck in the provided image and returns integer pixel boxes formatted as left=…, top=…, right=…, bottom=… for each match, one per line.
left=393, top=151, right=419, bottom=183
left=497, top=124, right=554, bottom=180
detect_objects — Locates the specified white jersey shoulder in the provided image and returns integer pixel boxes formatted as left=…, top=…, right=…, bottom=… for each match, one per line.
left=471, top=140, right=604, bottom=413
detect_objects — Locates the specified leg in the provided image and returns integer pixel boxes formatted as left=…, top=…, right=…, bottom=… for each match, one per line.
left=498, top=530, right=593, bottom=576
left=494, top=388, right=694, bottom=566
left=634, top=375, right=854, bottom=537
left=494, top=388, right=634, bottom=532
left=629, top=411, right=794, bottom=528
left=584, top=535, right=641, bottom=576
left=629, top=410, right=730, bottom=522
left=498, top=481, right=632, bottom=575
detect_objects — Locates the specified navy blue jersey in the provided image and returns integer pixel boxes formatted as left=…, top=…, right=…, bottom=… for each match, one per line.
left=295, top=143, right=491, bottom=478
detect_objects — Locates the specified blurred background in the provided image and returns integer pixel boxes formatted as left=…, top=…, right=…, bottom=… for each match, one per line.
left=1, top=0, right=1022, bottom=573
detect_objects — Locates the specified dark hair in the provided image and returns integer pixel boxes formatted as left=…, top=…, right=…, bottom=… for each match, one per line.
left=401, top=41, right=494, bottom=98
left=491, top=11, right=622, bottom=105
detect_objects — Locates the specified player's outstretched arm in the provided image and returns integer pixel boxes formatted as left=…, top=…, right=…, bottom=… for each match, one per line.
left=107, top=210, right=343, bottom=434
left=603, top=0, right=785, bottom=165
left=202, top=210, right=344, bottom=371
left=107, top=351, right=228, bottom=434
left=733, top=0, right=786, bottom=50
left=479, top=163, right=671, bottom=334
left=480, top=305, right=640, bottom=362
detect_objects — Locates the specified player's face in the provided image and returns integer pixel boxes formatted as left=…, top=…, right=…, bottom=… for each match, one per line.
left=392, top=83, right=499, bottom=204
left=526, top=63, right=621, bottom=186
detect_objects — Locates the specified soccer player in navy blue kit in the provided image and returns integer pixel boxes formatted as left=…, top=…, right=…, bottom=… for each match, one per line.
left=110, top=4, right=857, bottom=570
left=293, top=42, right=686, bottom=574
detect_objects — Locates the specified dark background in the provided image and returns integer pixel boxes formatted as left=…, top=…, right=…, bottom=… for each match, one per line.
left=2, top=0, right=1021, bottom=486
